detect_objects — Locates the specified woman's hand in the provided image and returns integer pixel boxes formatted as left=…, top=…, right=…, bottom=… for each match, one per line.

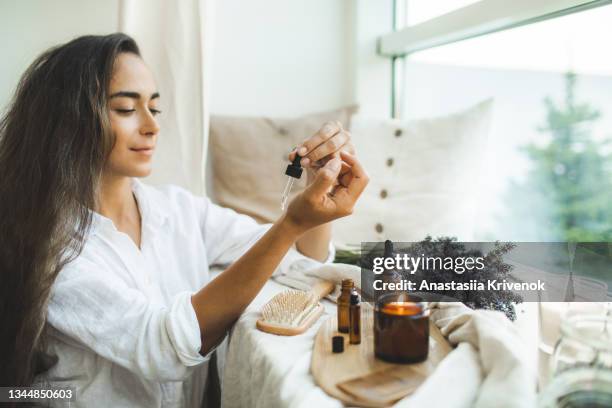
left=288, top=121, right=355, bottom=185
left=283, top=150, right=368, bottom=235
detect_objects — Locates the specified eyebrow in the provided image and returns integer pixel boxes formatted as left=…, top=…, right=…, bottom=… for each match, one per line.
left=109, top=91, right=160, bottom=100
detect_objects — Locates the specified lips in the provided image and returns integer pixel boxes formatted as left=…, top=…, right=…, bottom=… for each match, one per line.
left=130, top=146, right=155, bottom=155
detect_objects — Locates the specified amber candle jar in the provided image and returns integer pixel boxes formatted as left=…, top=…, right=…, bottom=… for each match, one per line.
left=374, top=293, right=429, bottom=364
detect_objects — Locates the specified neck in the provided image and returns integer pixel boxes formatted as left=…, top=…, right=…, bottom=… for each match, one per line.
left=97, top=173, right=138, bottom=224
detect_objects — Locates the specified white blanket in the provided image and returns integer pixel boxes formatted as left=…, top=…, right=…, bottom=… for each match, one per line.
left=273, top=262, right=362, bottom=302
left=396, top=302, right=537, bottom=407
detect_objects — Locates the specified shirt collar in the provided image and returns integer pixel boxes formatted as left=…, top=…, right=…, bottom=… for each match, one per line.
left=89, top=178, right=170, bottom=236
left=131, top=178, right=170, bottom=228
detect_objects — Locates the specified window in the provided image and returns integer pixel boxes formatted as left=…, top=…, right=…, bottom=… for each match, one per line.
left=405, top=0, right=482, bottom=26
left=384, top=1, right=612, bottom=241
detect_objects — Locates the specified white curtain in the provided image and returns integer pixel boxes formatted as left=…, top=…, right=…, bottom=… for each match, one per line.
left=118, top=0, right=213, bottom=195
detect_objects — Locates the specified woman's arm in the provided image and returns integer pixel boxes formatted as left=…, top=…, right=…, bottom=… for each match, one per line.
left=295, top=223, right=332, bottom=262
left=192, top=213, right=302, bottom=352
left=192, top=151, right=368, bottom=354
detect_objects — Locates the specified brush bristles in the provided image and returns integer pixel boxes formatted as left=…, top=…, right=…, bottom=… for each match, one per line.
left=260, top=290, right=319, bottom=327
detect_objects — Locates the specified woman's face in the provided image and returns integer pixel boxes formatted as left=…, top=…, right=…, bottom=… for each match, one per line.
left=105, top=53, right=160, bottom=178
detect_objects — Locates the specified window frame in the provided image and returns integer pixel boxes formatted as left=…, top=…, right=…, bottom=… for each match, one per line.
left=378, top=0, right=611, bottom=118
left=378, top=0, right=612, bottom=57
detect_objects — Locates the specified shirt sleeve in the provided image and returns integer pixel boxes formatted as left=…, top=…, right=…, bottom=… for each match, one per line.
left=47, top=259, right=208, bottom=383
left=197, top=196, right=335, bottom=274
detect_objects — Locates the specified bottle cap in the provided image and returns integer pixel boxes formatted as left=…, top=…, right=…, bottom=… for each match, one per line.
left=332, top=336, right=344, bottom=353
left=350, top=292, right=360, bottom=305
left=384, top=240, right=394, bottom=258
left=341, top=279, right=354, bottom=288
left=285, top=154, right=303, bottom=179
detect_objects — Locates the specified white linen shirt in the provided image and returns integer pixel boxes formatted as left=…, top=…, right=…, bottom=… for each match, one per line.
left=39, top=180, right=333, bottom=408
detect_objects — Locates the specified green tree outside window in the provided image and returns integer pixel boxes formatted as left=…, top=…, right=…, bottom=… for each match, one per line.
left=506, top=72, right=612, bottom=242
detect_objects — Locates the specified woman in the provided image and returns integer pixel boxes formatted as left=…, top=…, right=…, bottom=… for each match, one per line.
left=0, top=33, right=367, bottom=406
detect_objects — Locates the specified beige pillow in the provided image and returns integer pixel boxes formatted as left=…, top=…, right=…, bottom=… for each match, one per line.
left=208, top=106, right=358, bottom=223
left=332, top=100, right=493, bottom=246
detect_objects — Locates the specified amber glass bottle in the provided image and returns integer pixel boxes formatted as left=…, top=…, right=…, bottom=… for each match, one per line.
left=337, top=279, right=354, bottom=333
left=349, top=292, right=361, bottom=345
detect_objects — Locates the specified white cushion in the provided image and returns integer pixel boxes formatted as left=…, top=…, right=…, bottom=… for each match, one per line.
left=333, top=99, right=493, bottom=246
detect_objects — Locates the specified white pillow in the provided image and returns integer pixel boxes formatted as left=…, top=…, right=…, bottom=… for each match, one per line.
left=333, top=100, right=493, bottom=247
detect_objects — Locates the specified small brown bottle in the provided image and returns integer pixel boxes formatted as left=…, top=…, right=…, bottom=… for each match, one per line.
left=349, top=292, right=361, bottom=345
left=337, top=279, right=354, bottom=333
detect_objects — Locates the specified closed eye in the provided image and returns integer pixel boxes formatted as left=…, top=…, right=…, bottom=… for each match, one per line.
left=149, top=108, right=162, bottom=116
left=114, top=108, right=135, bottom=115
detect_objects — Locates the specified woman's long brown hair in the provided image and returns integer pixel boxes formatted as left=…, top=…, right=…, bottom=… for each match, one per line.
left=0, top=33, right=140, bottom=387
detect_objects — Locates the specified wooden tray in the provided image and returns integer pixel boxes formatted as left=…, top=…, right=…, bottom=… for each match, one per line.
left=311, top=303, right=452, bottom=407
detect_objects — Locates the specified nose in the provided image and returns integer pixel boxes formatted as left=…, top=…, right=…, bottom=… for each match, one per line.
left=140, top=109, right=160, bottom=136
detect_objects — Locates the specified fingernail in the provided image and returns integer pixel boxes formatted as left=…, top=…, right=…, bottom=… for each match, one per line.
left=298, top=146, right=307, bottom=156
left=300, top=157, right=310, bottom=167
left=329, top=158, right=341, bottom=170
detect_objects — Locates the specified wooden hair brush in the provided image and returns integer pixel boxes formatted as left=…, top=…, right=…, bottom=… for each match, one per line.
left=256, top=280, right=335, bottom=336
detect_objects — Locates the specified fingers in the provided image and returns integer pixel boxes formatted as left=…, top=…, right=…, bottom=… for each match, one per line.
left=341, top=140, right=356, bottom=156
left=336, top=150, right=369, bottom=200
left=304, top=157, right=342, bottom=197
left=295, top=121, right=348, bottom=166
left=338, top=170, right=353, bottom=188
left=298, top=130, right=350, bottom=167
left=297, top=120, right=342, bottom=155
left=303, top=130, right=350, bottom=166
left=288, top=122, right=355, bottom=170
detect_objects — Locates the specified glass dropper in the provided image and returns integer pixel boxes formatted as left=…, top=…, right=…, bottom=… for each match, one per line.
left=281, top=154, right=303, bottom=211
